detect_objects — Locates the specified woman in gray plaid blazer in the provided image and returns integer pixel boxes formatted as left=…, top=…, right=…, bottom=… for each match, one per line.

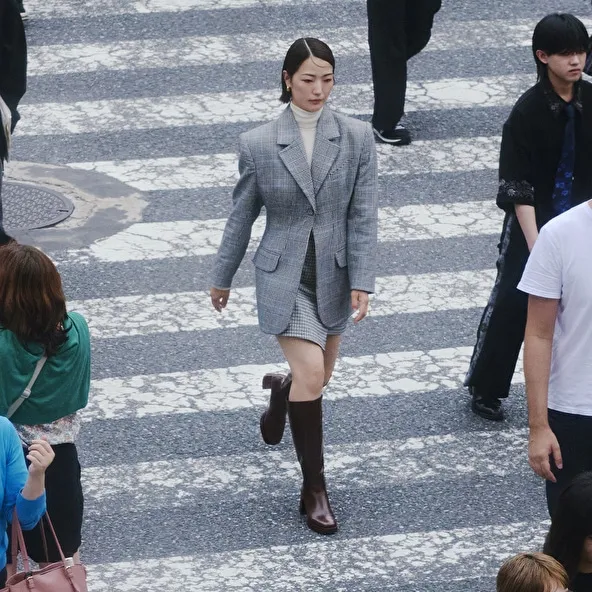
left=211, top=38, right=378, bottom=535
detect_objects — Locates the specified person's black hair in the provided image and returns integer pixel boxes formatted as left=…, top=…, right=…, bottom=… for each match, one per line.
left=279, top=38, right=335, bottom=103
left=532, top=13, right=590, bottom=79
left=543, top=471, right=592, bottom=585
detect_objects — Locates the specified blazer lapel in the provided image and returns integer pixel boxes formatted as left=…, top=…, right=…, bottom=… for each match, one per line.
left=311, top=107, right=340, bottom=195
left=277, top=107, right=316, bottom=210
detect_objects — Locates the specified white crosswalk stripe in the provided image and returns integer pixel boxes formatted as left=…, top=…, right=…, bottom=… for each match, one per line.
left=17, top=76, right=531, bottom=136
left=57, top=200, right=502, bottom=263
left=67, top=137, right=501, bottom=190
left=85, top=521, right=548, bottom=592
left=70, top=269, right=496, bottom=338
left=85, top=346, right=524, bottom=419
left=10, top=2, right=547, bottom=589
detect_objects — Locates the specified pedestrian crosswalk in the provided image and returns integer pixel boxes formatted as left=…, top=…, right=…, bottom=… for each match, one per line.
left=10, top=0, right=568, bottom=589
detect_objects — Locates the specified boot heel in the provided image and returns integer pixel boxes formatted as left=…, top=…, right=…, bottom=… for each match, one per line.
left=262, top=373, right=283, bottom=390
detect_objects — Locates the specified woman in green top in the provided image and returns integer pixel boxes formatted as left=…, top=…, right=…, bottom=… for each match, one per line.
left=0, top=243, right=90, bottom=568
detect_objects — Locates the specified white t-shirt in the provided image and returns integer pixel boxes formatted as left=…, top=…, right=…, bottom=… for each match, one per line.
left=518, top=201, right=592, bottom=416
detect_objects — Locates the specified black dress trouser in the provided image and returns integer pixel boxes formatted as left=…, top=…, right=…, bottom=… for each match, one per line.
left=546, top=410, right=592, bottom=517
left=464, top=213, right=530, bottom=398
left=367, top=0, right=441, bottom=130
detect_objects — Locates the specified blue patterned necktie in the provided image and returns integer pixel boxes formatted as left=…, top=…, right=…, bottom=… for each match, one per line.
left=551, top=103, right=576, bottom=215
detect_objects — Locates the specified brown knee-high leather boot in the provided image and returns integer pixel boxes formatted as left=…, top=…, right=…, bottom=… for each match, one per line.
left=260, top=373, right=292, bottom=445
left=288, top=396, right=338, bottom=535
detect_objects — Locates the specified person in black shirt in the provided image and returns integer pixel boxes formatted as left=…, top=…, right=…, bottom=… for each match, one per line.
left=464, top=13, right=592, bottom=421
left=0, top=0, right=26, bottom=246
left=544, top=472, right=592, bottom=592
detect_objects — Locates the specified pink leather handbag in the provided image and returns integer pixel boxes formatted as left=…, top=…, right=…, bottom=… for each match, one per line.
left=1, top=510, right=87, bottom=591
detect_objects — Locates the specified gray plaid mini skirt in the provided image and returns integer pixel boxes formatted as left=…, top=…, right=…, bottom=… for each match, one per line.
left=279, top=237, right=347, bottom=350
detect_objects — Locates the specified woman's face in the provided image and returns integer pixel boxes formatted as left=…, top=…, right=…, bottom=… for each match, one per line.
left=283, top=57, right=334, bottom=112
left=580, top=535, right=592, bottom=570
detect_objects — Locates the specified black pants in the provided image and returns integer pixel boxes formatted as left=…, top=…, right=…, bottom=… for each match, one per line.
left=0, top=163, right=10, bottom=245
left=547, top=410, right=592, bottom=517
left=464, top=213, right=530, bottom=398
left=367, top=0, right=441, bottom=130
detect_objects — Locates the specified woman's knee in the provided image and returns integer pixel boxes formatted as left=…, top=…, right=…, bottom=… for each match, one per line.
left=293, top=365, right=325, bottom=395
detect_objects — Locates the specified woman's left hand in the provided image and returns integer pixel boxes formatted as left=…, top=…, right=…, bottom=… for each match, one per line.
left=27, top=440, right=55, bottom=477
left=351, top=290, right=369, bottom=323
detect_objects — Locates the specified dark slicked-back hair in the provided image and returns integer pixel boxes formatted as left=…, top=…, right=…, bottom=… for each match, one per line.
left=532, top=13, right=590, bottom=79
left=543, top=471, right=592, bottom=585
left=0, top=243, right=68, bottom=356
left=280, top=38, right=335, bottom=103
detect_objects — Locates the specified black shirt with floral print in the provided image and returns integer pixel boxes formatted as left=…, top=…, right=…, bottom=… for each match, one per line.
left=496, top=77, right=592, bottom=228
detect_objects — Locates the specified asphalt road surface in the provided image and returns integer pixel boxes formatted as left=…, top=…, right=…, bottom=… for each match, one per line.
left=9, top=0, right=591, bottom=590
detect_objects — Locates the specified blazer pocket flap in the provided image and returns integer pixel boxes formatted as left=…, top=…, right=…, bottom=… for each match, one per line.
left=252, top=247, right=281, bottom=272
left=335, top=247, right=347, bottom=268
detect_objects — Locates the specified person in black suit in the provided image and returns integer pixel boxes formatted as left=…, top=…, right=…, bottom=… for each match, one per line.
left=367, top=0, right=441, bottom=145
left=0, top=0, right=27, bottom=245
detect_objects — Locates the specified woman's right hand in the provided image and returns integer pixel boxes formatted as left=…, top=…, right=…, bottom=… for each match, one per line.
left=27, top=440, right=55, bottom=477
left=210, top=287, right=230, bottom=312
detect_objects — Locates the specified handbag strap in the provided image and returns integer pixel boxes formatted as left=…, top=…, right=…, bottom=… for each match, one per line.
left=11, top=509, right=69, bottom=570
left=6, top=355, right=47, bottom=419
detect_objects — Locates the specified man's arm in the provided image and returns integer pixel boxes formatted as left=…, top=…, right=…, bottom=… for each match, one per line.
left=524, top=295, right=562, bottom=481
left=515, top=204, right=538, bottom=252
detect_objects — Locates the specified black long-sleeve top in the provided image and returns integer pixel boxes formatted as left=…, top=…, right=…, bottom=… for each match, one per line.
left=496, top=77, right=592, bottom=228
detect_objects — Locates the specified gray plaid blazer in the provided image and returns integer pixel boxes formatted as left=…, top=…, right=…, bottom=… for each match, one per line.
left=211, top=106, right=378, bottom=335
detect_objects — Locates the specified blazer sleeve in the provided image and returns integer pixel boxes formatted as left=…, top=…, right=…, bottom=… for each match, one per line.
left=211, top=136, right=263, bottom=289
left=347, top=124, right=379, bottom=293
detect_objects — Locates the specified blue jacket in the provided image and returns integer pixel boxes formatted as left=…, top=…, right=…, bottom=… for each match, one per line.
left=0, top=417, right=45, bottom=569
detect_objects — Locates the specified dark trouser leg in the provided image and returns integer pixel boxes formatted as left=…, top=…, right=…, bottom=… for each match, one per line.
left=0, top=164, right=11, bottom=246
left=546, top=410, right=592, bottom=518
left=405, top=0, right=441, bottom=59
left=465, top=213, right=530, bottom=399
left=367, top=0, right=407, bottom=130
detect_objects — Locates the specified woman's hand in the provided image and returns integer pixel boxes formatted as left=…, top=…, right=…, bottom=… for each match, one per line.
left=351, top=290, right=369, bottom=323
left=21, top=440, right=55, bottom=501
left=528, top=426, right=562, bottom=482
left=27, top=440, right=55, bottom=477
left=210, top=287, right=230, bottom=312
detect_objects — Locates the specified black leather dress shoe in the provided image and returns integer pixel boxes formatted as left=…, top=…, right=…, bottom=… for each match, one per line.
left=470, top=388, right=504, bottom=421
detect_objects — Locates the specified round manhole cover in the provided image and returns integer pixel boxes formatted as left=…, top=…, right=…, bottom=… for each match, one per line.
left=2, top=182, right=74, bottom=231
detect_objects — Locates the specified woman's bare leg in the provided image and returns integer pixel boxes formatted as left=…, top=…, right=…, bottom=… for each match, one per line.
left=323, top=335, right=341, bottom=386
left=277, top=337, right=325, bottom=401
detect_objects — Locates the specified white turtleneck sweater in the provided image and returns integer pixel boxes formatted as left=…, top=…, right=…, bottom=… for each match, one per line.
left=290, top=102, right=323, bottom=167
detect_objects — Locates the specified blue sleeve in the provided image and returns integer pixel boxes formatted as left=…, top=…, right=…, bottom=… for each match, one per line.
left=2, top=426, right=45, bottom=530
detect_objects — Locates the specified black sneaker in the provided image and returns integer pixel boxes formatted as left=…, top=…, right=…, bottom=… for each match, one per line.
left=372, top=124, right=411, bottom=146
left=469, top=387, right=504, bottom=421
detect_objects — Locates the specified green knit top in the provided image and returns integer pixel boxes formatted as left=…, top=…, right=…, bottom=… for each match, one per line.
left=0, top=312, right=90, bottom=424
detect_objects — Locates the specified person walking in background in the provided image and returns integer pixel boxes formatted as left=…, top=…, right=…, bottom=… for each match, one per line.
left=543, top=472, right=592, bottom=591
left=0, top=244, right=90, bottom=569
left=464, top=14, right=592, bottom=421
left=496, top=552, right=569, bottom=592
left=518, top=199, right=592, bottom=516
left=0, top=0, right=26, bottom=245
left=0, top=419, right=53, bottom=587
left=367, top=0, right=441, bottom=145
left=211, top=38, right=378, bottom=535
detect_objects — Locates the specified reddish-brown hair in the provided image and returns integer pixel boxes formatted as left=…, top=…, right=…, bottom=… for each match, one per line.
left=497, top=552, right=569, bottom=592
left=0, top=243, right=67, bottom=355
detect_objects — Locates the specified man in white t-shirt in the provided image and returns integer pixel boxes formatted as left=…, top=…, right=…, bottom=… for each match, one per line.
left=518, top=200, right=592, bottom=516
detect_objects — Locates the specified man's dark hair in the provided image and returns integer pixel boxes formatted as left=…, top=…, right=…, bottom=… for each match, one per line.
left=532, top=13, right=590, bottom=79
left=279, top=38, right=335, bottom=103
left=543, top=471, right=592, bottom=587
